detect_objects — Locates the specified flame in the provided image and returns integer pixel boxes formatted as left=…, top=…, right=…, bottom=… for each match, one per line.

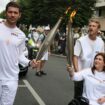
left=70, top=10, right=77, bottom=23
left=64, top=7, right=71, bottom=15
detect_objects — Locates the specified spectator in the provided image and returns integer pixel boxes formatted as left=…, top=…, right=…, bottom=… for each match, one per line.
left=35, top=26, right=50, bottom=76
left=53, top=29, right=60, bottom=53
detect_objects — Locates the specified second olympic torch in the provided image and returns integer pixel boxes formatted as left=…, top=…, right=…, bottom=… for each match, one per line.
left=66, top=10, right=77, bottom=66
left=66, top=20, right=74, bottom=66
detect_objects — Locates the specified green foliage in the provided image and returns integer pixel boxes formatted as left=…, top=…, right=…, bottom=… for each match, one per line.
left=18, top=0, right=68, bottom=26
left=0, top=11, right=5, bottom=19
left=0, top=0, right=96, bottom=28
left=72, top=0, right=96, bottom=27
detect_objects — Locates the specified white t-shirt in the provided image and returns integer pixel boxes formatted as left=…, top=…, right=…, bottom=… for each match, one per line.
left=74, top=35, right=104, bottom=70
left=0, top=22, right=30, bottom=80
left=72, top=68, right=105, bottom=105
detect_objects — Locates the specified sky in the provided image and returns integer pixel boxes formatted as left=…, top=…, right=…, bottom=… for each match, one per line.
left=0, top=0, right=10, bottom=13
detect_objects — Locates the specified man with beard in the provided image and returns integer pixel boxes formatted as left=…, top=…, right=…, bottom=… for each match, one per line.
left=73, top=19, right=105, bottom=98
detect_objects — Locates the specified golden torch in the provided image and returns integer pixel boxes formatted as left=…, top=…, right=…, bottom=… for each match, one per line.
left=36, top=17, right=63, bottom=60
left=66, top=10, right=77, bottom=66
left=35, top=8, right=71, bottom=61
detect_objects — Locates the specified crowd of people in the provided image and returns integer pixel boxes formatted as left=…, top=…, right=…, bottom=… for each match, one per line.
left=27, top=26, right=67, bottom=56
left=0, top=1, right=105, bottom=105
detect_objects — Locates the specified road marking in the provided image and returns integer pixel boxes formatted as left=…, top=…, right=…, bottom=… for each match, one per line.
left=23, top=80, right=46, bottom=105
left=18, top=85, right=26, bottom=87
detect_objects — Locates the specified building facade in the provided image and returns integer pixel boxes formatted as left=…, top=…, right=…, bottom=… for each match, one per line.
left=94, top=0, right=105, bottom=32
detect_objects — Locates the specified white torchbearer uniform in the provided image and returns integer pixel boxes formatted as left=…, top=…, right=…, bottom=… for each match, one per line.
left=0, top=22, right=30, bottom=105
left=71, top=68, right=105, bottom=105
left=74, top=35, right=105, bottom=71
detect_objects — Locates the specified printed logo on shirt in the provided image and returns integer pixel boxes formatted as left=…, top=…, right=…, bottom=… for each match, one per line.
left=11, top=32, right=18, bottom=37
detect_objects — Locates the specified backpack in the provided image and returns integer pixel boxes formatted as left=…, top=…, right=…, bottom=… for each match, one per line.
left=68, top=96, right=89, bottom=105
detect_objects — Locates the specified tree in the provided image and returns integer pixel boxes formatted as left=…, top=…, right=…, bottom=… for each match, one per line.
left=0, top=11, right=5, bottom=19
left=18, top=0, right=68, bottom=26
left=72, top=0, right=96, bottom=27
left=17, top=0, right=32, bottom=25
left=0, top=0, right=96, bottom=28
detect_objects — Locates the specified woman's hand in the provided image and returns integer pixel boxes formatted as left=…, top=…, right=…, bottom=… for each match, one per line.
left=66, top=64, right=73, bottom=72
left=66, top=64, right=74, bottom=77
left=97, top=97, right=105, bottom=104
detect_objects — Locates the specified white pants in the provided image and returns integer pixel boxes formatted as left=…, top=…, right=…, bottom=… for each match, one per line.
left=0, top=80, right=18, bottom=105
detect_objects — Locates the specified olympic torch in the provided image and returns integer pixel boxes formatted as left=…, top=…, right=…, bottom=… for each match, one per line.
left=35, top=7, right=71, bottom=61
left=35, top=17, right=63, bottom=61
left=66, top=10, right=77, bottom=66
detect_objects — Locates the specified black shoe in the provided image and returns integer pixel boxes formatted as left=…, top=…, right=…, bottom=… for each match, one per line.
left=36, top=72, right=42, bottom=77
left=40, top=71, right=47, bottom=75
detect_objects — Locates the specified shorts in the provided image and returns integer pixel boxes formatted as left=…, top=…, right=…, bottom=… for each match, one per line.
left=41, top=51, right=48, bottom=60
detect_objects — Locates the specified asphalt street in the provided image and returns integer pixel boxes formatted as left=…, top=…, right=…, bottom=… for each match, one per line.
left=14, top=55, right=74, bottom=105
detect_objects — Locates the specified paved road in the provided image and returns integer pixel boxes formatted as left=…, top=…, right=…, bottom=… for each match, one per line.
left=14, top=55, right=74, bottom=105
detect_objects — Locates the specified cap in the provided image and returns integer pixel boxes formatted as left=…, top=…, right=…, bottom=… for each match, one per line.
left=44, top=26, right=50, bottom=30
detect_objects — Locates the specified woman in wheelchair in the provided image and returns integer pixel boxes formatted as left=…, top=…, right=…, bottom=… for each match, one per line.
left=67, top=52, right=105, bottom=105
